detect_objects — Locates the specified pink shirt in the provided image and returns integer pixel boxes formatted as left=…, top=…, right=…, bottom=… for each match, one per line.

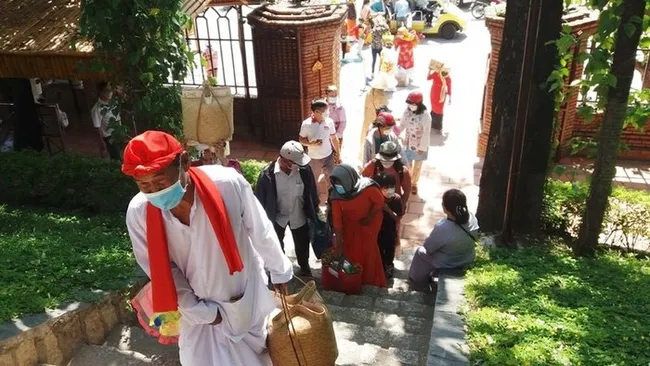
left=328, top=103, right=347, bottom=138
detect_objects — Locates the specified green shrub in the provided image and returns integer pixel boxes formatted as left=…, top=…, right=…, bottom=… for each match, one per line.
left=541, top=180, right=589, bottom=237
left=239, top=159, right=268, bottom=189
left=0, top=151, right=268, bottom=214
left=542, top=179, right=650, bottom=249
left=0, top=151, right=136, bottom=214
left=464, top=244, right=650, bottom=365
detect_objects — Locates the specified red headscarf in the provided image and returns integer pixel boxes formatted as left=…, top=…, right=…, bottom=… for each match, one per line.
left=122, top=130, right=244, bottom=314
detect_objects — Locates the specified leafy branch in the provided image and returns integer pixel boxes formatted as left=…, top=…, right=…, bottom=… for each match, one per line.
left=548, top=1, right=650, bottom=157
left=79, top=0, right=195, bottom=142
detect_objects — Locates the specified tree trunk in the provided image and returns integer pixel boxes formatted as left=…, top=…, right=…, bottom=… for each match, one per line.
left=511, top=0, right=563, bottom=233
left=476, top=0, right=528, bottom=232
left=575, top=0, right=646, bottom=256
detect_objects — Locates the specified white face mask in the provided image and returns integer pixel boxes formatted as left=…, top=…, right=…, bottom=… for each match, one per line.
left=381, top=161, right=394, bottom=169
left=327, top=97, right=337, bottom=104
left=385, top=188, right=396, bottom=198
left=408, top=104, right=418, bottom=112
left=322, top=111, right=330, bottom=120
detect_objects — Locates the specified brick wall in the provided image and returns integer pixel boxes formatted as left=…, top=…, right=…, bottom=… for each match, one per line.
left=248, top=4, right=346, bottom=146
left=477, top=17, right=503, bottom=157
left=479, top=12, right=605, bottom=160
left=298, top=22, right=344, bottom=119
left=569, top=113, right=650, bottom=160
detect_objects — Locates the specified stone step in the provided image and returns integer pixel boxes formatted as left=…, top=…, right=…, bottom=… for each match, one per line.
left=67, top=326, right=180, bottom=366
left=67, top=250, right=435, bottom=366
left=67, top=344, right=153, bottom=366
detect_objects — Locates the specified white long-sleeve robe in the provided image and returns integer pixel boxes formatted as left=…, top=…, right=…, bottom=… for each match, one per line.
left=126, top=165, right=293, bottom=366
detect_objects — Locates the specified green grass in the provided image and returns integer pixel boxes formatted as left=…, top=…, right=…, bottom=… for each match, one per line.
left=0, top=205, right=137, bottom=322
left=464, top=243, right=650, bottom=365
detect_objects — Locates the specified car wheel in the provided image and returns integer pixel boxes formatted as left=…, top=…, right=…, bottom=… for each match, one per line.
left=440, top=23, right=457, bottom=40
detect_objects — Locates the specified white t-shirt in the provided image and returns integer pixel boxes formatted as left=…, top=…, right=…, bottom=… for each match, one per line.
left=299, top=117, right=335, bottom=159
left=91, top=99, right=120, bottom=138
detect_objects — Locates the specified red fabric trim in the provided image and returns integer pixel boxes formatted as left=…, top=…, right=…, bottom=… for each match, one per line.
left=145, top=166, right=244, bottom=314
left=189, top=167, right=244, bottom=275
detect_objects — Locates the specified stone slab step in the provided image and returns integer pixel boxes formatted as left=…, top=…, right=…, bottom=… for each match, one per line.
left=67, top=326, right=180, bottom=366
left=104, top=325, right=180, bottom=365
left=67, top=344, right=153, bottom=366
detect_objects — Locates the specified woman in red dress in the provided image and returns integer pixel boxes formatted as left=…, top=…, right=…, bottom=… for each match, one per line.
left=427, top=62, right=452, bottom=134
left=329, top=164, right=387, bottom=288
left=394, top=27, right=418, bottom=86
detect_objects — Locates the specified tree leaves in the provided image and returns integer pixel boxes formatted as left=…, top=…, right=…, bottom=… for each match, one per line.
left=79, top=0, right=192, bottom=138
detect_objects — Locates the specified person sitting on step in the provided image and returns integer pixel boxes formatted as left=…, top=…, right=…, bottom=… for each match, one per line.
left=408, top=189, right=479, bottom=285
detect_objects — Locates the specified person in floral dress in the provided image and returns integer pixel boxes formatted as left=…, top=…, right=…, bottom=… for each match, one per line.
left=394, top=27, right=418, bottom=86
left=371, top=34, right=398, bottom=92
left=399, top=91, right=431, bottom=195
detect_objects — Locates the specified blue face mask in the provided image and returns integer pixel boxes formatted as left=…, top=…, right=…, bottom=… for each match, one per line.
left=334, top=184, right=346, bottom=195
left=144, top=163, right=187, bottom=210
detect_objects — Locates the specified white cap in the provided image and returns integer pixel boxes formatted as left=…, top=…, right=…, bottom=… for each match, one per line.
left=280, top=140, right=311, bottom=166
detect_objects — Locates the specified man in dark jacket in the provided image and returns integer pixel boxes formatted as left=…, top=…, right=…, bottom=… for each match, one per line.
left=255, top=141, right=320, bottom=277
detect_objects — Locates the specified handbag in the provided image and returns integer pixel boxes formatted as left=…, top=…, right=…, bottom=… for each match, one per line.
left=181, top=84, right=233, bottom=145
left=268, top=279, right=338, bottom=366
left=321, top=250, right=364, bottom=295
left=310, top=218, right=332, bottom=260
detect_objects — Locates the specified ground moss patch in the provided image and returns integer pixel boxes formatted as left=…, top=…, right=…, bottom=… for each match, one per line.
left=0, top=206, right=136, bottom=322
left=464, top=244, right=650, bottom=365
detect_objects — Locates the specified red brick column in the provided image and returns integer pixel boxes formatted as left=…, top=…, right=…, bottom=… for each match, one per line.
left=248, top=5, right=347, bottom=146
left=477, top=17, right=504, bottom=158
left=478, top=11, right=598, bottom=160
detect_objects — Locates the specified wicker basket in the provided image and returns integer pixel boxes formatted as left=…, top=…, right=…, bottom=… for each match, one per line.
left=268, top=280, right=338, bottom=366
left=181, top=85, right=233, bottom=145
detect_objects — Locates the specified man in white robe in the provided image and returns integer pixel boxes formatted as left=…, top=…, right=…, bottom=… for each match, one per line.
left=122, top=131, right=293, bottom=366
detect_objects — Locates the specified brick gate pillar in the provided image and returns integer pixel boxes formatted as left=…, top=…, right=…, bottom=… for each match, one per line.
left=477, top=10, right=597, bottom=160
left=248, top=4, right=347, bottom=146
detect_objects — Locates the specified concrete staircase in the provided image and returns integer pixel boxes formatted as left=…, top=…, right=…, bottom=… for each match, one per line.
left=67, top=248, right=436, bottom=366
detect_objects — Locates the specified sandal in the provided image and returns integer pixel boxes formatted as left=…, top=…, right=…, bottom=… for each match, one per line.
left=412, top=185, right=418, bottom=195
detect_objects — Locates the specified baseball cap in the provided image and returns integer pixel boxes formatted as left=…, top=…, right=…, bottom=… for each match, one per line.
left=311, top=99, right=328, bottom=110
left=280, top=140, right=311, bottom=166
left=376, top=141, right=401, bottom=162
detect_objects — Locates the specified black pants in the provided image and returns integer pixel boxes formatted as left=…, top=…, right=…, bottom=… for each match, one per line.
left=371, top=48, right=382, bottom=75
left=103, top=137, right=121, bottom=161
left=378, top=218, right=397, bottom=269
left=274, top=223, right=310, bottom=272
left=431, top=112, right=443, bottom=132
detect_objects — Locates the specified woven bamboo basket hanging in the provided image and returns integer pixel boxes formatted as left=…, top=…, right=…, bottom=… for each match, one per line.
left=267, top=280, right=338, bottom=366
left=181, top=84, right=234, bottom=146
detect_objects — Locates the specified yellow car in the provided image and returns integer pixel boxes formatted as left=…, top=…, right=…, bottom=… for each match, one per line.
left=389, top=1, right=467, bottom=40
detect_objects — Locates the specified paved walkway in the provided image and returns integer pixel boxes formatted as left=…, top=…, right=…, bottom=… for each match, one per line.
left=272, top=14, right=489, bottom=365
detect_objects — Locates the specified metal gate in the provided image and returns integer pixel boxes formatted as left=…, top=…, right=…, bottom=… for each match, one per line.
left=183, top=5, right=257, bottom=99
